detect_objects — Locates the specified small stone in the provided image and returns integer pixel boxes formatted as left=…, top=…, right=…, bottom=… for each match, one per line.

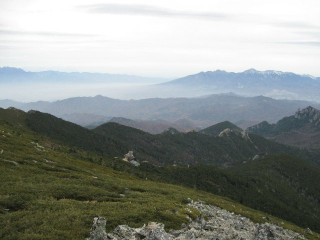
left=304, top=228, right=313, bottom=235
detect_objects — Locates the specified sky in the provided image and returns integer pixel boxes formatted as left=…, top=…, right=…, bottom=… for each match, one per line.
left=0, top=0, right=320, bottom=78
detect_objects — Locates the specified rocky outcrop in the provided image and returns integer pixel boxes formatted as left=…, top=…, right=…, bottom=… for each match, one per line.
left=218, top=128, right=253, bottom=143
left=87, top=201, right=305, bottom=240
left=122, top=151, right=140, bottom=167
left=123, top=151, right=135, bottom=162
left=218, top=128, right=234, bottom=137
left=294, top=106, right=320, bottom=126
left=248, top=106, right=320, bottom=149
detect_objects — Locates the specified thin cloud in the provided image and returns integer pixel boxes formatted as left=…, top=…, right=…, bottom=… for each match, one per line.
left=268, top=20, right=320, bottom=44
left=278, top=41, right=320, bottom=47
left=0, top=29, right=97, bottom=38
left=274, top=21, right=320, bottom=31
left=298, top=31, right=320, bottom=39
left=79, top=3, right=227, bottom=21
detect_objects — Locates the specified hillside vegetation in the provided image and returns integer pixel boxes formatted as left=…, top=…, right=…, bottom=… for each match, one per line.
left=2, top=108, right=309, bottom=167
left=2, top=121, right=318, bottom=239
left=1, top=107, right=320, bottom=239
left=136, top=155, right=320, bottom=232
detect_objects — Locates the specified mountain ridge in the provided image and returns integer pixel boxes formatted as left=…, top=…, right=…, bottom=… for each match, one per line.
left=248, top=106, right=320, bottom=149
left=294, top=106, right=320, bottom=126
left=164, top=68, right=319, bottom=84
left=0, top=66, right=166, bottom=84
left=1, top=94, right=318, bottom=130
left=0, top=107, right=305, bottom=166
left=162, top=69, right=320, bottom=102
left=199, top=121, right=242, bottom=136
left=2, top=67, right=320, bottom=101
left=109, top=117, right=197, bottom=134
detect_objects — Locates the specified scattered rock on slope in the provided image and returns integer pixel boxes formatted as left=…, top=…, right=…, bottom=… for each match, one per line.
left=86, top=201, right=305, bottom=240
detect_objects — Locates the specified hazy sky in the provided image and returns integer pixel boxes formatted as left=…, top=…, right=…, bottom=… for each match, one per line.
left=0, top=0, right=319, bottom=78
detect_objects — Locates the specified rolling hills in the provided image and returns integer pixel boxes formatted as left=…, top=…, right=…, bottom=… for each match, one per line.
left=0, top=107, right=310, bottom=167
left=107, top=117, right=197, bottom=134
left=3, top=119, right=276, bottom=239
left=1, top=94, right=318, bottom=130
left=1, top=107, right=320, bottom=238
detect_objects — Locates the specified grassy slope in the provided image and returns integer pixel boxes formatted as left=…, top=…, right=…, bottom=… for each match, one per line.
left=1, top=121, right=318, bottom=240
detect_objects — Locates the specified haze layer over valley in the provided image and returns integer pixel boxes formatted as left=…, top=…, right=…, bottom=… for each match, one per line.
left=2, top=67, right=320, bottom=131
left=1, top=67, right=320, bottom=102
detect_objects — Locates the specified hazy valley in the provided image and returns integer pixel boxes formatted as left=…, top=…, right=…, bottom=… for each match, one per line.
left=2, top=67, right=320, bottom=102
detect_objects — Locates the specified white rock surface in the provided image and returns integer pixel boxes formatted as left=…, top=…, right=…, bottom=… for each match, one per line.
left=87, top=201, right=305, bottom=240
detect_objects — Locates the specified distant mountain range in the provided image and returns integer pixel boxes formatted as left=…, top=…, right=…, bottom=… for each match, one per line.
left=1, top=94, right=318, bottom=130
left=1, top=66, right=320, bottom=131
left=1, top=67, right=320, bottom=101
left=0, top=66, right=165, bottom=84
left=248, top=106, right=320, bottom=149
left=161, top=69, right=320, bottom=102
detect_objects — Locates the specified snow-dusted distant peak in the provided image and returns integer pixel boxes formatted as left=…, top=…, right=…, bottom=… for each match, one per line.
left=303, top=74, right=317, bottom=80
left=242, top=68, right=259, bottom=74
left=242, top=69, right=289, bottom=76
left=264, top=70, right=285, bottom=75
